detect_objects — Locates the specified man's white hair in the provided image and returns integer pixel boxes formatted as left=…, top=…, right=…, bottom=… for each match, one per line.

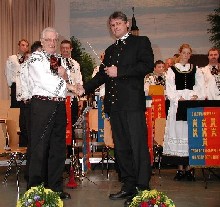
left=41, top=27, right=59, bottom=39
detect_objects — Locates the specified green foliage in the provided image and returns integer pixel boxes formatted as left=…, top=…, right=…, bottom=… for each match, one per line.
left=129, top=189, right=175, bottom=207
left=17, top=184, right=63, bottom=207
left=70, top=36, right=96, bottom=83
left=207, top=7, right=220, bottom=49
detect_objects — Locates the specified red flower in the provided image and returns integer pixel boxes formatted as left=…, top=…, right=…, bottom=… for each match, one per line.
left=35, top=201, right=42, bottom=207
left=40, top=200, right=45, bottom=205
left=150, top=199, right=157, bottom=204
left=140, top=202, right=149, bottom=207
left=161, top=203, right=167, bottom=207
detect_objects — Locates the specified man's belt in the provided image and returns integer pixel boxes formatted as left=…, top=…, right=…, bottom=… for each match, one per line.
left=32, top=95, right=65, bottom=102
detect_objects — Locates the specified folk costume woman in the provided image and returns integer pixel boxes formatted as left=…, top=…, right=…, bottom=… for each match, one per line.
left=163, top=44, right=205, bottom=181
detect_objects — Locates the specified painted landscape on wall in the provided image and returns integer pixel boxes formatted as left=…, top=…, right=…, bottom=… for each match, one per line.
left=70, top=0, right=219, bottom=65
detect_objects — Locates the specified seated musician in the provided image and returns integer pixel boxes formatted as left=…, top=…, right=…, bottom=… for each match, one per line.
left=200, top=48, right=220, bottom=100
left=163, top=44, right=205, bottom=181
left=144, top=60, right=166, bottom=96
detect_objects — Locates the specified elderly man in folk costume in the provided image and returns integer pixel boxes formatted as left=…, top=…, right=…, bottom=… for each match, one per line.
left=27, top=27, right=76, bottom=200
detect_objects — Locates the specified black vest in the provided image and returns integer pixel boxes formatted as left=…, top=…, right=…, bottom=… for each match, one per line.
left=171, top=64, right=196, bottom=90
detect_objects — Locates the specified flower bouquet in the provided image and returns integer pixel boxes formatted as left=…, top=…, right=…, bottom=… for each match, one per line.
left=129, top=189, right=175, bottom=207
left=16, top=184, right=63, bottom=207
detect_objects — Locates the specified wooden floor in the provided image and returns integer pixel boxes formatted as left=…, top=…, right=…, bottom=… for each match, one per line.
left=0, top=163, right=220, bottom=207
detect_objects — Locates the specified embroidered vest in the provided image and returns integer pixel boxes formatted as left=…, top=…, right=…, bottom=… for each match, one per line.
left=171, top=64, right=196, bottom=90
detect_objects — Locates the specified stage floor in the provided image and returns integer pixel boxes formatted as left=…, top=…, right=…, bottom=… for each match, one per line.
left=0, top=164, right=220, bottom=207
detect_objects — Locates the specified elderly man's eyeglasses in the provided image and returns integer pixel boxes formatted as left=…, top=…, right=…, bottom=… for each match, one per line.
left=43, top=38, right=58, bottom=43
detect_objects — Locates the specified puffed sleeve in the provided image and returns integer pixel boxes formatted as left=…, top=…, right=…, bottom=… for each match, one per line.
left=191, top=67, right=205, bottom=100
left=166, top=68, right=180, bottom=104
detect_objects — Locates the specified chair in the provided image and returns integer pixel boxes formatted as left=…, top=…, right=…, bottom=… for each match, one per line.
left=2, top=117, right=27, bottom=199
left=0, top=100, right=10, bottom=150
left=101, top=118, right=115, bottom=179
left=0, top=100, right=10, bottom=120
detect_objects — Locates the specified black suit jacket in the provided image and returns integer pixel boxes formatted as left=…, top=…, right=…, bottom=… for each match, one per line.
left=84, top=34, right=154, bottom=114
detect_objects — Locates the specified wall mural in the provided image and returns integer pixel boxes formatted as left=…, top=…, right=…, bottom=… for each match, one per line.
left=70, top=0, right=219, bottom=65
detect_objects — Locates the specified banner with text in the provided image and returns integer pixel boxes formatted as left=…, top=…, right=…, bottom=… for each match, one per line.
left=187, top=107, right=220, bottom=167
left=146, top=95, right=166, bottom=164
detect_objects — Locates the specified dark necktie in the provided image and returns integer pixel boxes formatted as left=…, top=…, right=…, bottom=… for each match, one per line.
left=66, top=58, right=71, bottom=69
left=18, top=56, right=25, bottom=64
left=211, top=66, right=218, bottom=75
left=50, top=55, right=59, bottom=74
left=115, top=39, right=122, bottom=45
left=157, top=76, right=163, bottom=82
left=156, top=76, right=165, bottom=86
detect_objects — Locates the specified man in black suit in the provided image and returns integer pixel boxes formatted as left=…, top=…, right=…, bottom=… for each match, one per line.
left=77, top=11, right=154, bottom=207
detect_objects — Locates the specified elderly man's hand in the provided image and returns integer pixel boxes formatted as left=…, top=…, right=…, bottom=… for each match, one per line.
left=58, top=66, right=68, bottom=80
left=76, top=84, right=85, bottom=96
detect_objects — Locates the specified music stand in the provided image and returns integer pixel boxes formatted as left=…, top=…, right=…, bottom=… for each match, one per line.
left=148, top=85, right=165, bottom=96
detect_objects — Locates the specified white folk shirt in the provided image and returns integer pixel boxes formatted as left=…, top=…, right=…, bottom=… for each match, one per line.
left=28, top=51, right=67, bottom=98
left=5, top=54, right=24, bottom=101
left=19, top=59, right=33, bottom=101
left=5, top=54, right=21, bottom=86
left=201, top=64, right=220, bottom=100
left=62, top=57, right=83, bottom=98
left=92, top=66, right=105, bottom=97
left=144, top=72, right=166, bottom=96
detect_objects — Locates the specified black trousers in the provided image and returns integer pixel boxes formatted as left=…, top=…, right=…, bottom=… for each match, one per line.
left=20, top=101, right=31, bottom=181
left=10, top=82, right=20, bottom=108
left=110, top=110, right=151, bottom=193
left=19, top=101, right=30, bottom=147
left=28, top=98, right=66, bottom=192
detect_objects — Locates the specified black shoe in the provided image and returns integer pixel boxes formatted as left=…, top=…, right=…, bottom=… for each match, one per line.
left=60, top=192, right=71, bottom=200
left=186, top=170, right=195, bottom=181
left=136, top=186, right=151, bottom=191
left=174, top=170, right=185, bottom=181
left=109, top=191, right=134, bottom=200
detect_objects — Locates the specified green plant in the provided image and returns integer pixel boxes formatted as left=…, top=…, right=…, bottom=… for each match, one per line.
left=16, top=184, right=63, bottom=207
left=207, top=7, right=220, bottom=49
left=129, top=189, right=175, bottom=207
